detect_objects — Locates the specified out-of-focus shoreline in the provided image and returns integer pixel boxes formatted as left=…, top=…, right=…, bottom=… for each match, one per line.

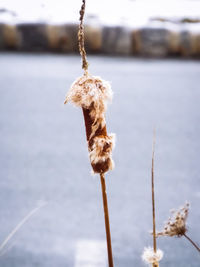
left=0, top=22, right=200, bottom=58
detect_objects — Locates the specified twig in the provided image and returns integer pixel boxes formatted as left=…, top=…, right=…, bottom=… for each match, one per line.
left=151, top=130, right=158, bottom=267
left=100, top=173, right=114, bottom=267
left=0, top=202, right=46, bottom=255
left=0, top=239, right=17, bottom=257
left=183, top=233, right=200, bottom=253
left=78, top=0, right=89, bottom=73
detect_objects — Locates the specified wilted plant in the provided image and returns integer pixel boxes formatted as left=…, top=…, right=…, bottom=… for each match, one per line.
left=64, top=1, right=115, bottom=266
left=157, top=202, right=200, bottom=253
left=142, top=133, right=163, bottom=267
left=65, top=75, right=115, bottom=174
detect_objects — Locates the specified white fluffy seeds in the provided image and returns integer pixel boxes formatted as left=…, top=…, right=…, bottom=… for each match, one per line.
left=142, top=247, right=163, bottom=265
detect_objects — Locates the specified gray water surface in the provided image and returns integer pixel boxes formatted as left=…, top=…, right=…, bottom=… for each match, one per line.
left=0, top=53, right=199, bottom=266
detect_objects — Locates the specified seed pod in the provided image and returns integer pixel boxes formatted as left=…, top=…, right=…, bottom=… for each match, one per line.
left=156, top=202, right=189, bottom=237
left=64, top=73, right=115, bottom=174
left=142, top=247, right=163, bottom=266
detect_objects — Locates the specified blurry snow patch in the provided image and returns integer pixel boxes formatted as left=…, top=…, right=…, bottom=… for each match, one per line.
left=75, top=239, right=106, bottom=267
left=0, top=0, right=200, bottom=27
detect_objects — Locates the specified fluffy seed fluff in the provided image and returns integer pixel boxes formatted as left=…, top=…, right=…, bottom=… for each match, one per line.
left=142, top=247, right=163, bottom=265
left=89, top=133, right=115, bottom=167
left=157, top=202, right=189, bottom=237
left=65, top=74, right=113, bottom=107
left=65, top=73, right=115, bottom=173
left=65, top=74, right=113, bottom=138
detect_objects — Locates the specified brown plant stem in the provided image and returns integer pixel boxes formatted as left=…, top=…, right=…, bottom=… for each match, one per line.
left=78, top=0, right=89, bottom=72
left=151, top=132, right=158, bottom=267
left=183, top=233, right=200, bottom=253
left=100, top=173, right=114, bottom=267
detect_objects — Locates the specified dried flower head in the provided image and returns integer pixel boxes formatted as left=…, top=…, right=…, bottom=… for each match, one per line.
left=65, top=73, right=115, bottom=174
left=142, top=247, right=163, bottom=266
left=157, top=202, right=189, bottom=237
left=64, top=74, right=113, bottom=137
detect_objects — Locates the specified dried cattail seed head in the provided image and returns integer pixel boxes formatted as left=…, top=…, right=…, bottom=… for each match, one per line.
left=65, top=73, right=115, bottom=174
left=157, top=202, right=189, bottom=238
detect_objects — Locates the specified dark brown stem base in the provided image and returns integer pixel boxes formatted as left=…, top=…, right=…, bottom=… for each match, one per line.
left=100, top=173, right=114, bottom=267
left=183, top=233, right=200, bottom=253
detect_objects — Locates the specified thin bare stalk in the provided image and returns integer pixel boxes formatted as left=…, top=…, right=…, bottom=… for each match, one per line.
left=183, top=233, right=200, bottom=253
left=0, top=202, right=46, bottom=255
left=78, top=0, right=89, bottom=73
left=100, top=173, right=114, bottom=267
left=152, top=131, right=158, bottom=267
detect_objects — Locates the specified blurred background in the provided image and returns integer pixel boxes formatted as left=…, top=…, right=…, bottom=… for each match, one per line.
left=0, top=0, right=200, bottom=267
left=0, top=0, right=200, bottom=56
